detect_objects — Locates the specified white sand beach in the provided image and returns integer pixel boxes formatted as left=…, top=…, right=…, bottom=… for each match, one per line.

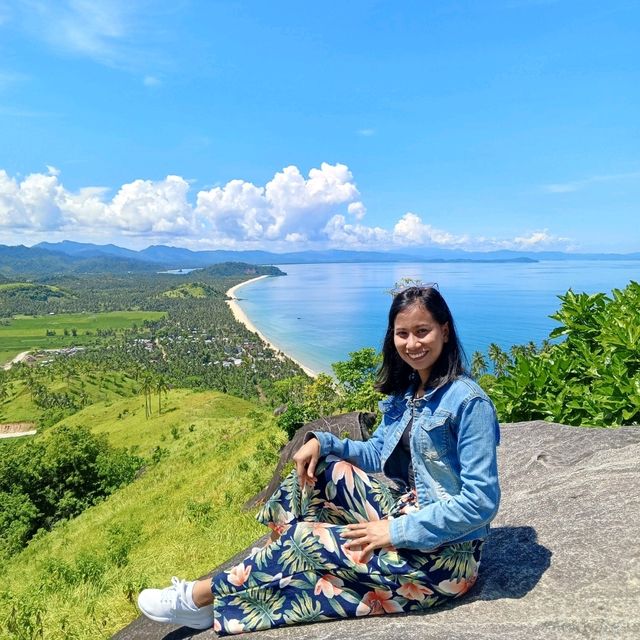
left=226, top=276, right=317, bottom=377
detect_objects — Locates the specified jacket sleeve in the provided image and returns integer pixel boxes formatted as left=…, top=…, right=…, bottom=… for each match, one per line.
left=388, top=396, right=501, bottom=550
left=303, top=407, right=396, bottom=474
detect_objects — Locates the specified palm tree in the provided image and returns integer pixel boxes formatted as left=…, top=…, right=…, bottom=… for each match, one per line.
left=487, top=343, right=509, bottom=377
left=141, top=374, right=154, bottom=419
left=155, top=375, right=170, bottom=415
left=470, top=351, right=488, bottom=378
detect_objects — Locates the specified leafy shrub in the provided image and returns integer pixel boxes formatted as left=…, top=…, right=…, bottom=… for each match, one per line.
left=0, top=591, right=44, bottom=640
left=332, top=347, right=383, bottom=412
left=185, top=499, right=216, bottom=526
left=0, top=491, right=39, bottom=558
left=0, top=425, right=143, bottom=559
left=277, top=403, right=316, bottom=439
left=484, top=281, right=640, bottom=426
left=275, top=350, right=384, bottom=440
left=106, top=522, right=142, bottom=568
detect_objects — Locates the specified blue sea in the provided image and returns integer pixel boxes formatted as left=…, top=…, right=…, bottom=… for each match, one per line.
left=234, top=261, right=640, bottom=375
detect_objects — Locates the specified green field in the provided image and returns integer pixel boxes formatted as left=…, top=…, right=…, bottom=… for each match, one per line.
left=0, top=389, right=285, bottom=639
left=0, top=311, right=166, bottom=365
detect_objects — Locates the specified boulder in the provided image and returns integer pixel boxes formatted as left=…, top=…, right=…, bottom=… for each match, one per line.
left=244, top=411, right=376, bottom=509
left=113, top=420, right=640, bottom=640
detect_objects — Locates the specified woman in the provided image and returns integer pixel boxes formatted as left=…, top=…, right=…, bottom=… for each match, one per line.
left=138, top=284, right=501, bottom=634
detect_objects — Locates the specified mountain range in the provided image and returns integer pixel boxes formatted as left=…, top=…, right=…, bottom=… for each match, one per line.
left=0, top=240, right=639, bottom=278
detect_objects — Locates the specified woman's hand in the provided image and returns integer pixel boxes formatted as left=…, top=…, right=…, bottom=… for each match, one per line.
left=342, top=519, right=392, bottom=555
left=292, top=437, right=321, bottom=488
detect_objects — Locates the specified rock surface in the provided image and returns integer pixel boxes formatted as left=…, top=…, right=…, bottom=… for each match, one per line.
left=114, top=421, right=640, bottom=640
left=244, top=411, right=375, bottom=509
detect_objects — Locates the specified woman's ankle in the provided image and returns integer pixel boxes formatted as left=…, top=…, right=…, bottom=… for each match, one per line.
left=192, top=578, right=214, bottom=607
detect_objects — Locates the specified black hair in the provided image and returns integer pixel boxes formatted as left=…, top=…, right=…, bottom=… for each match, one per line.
left=375, top=286, right=467, bottom=396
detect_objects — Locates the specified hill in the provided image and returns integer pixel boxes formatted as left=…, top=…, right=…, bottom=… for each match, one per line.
left=161, top=282, right=224, bottom=299
left=0, top=389, right=285, bottom=639
left=0, top=282, right=72, bottom=301
left=0, top=244, right=293, bottom=280
left=0, top=244, right=158, bottom=278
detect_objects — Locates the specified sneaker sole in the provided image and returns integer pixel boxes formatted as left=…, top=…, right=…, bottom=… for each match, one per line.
left=137, top=598, right=213, bottom=630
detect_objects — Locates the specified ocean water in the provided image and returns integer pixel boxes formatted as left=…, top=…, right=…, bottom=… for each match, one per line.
left=234, top=261, right=640, bottom=375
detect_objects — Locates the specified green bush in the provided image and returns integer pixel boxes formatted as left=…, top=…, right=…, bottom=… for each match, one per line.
left=0, top=425, right=143, bottom=560
left=275, top=349, right=384, bottom=440
left=484, top=281, right=640, bottom=426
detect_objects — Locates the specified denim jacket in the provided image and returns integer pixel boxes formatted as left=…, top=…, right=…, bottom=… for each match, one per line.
left=310, top=376, right=501, bottom=551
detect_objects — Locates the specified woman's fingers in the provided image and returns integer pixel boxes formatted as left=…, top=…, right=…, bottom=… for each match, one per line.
left=293, top=457, right=306, bottom=483
left=292, top=439, right=320, bottom=488
left=306, top=455, right=317, bottom=481
left=342, top=520, right=391, bottom=550
left=342, top=525, right=366, bottom=538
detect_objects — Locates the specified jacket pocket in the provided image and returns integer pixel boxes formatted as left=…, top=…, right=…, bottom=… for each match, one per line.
left=417, top=411, right=452, bottom=459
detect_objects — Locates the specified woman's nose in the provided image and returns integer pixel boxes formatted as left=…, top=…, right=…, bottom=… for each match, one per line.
left=407, top=333, right=420, bottom=348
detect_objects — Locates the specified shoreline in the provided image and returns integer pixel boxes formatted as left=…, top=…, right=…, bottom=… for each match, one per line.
left=226, top=276, right=318, bottom=377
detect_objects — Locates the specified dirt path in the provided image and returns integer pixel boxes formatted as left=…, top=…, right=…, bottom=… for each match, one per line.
left=0, top=422, right=37, bottom=439
left=2, top=350, right=31, bottom=371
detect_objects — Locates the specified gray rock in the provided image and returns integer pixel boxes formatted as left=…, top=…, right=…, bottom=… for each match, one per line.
left=113, top=421, right=640, bottom=640
left=244, top=411, right=376, bottom=509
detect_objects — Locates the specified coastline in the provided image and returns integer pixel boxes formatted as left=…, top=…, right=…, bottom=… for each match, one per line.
left=226, top=276, right=318, bottom=377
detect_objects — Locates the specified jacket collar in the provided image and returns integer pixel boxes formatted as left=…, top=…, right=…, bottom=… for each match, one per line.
left=379, top=380, right=446, bottom=413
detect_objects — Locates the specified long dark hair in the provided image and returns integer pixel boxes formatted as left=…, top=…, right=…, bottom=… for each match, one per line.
left=376, top=286, right=467, bottom=396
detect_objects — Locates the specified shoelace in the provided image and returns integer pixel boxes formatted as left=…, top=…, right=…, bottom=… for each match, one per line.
left=161, top=577, right=190, bottom=610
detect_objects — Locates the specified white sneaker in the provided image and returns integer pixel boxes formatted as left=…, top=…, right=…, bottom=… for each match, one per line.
left=137, top=577, right=214, bottom=630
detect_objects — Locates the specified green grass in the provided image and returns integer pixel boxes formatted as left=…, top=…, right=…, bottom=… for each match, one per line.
left=0, top=370, right=141, bottom=425
left=0, top=389, right=286, bottom=639
left=0, top=283, right=65, bottom=294
left=161, top=282, right=219, bottom=299
left=0, top=311, right=165, bottom=364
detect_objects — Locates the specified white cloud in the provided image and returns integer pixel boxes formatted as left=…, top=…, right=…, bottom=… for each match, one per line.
left=323, top=215, right=390, bottom=247
left=0, top=164, right=574, bottom=252
left=109, top=176, right=192, bottom=233
left=196, top=163, right=362, bottom=242
left=196, top=179, right=268, bottom=240
left=490, top=229, right=571, bottom=250
left=542, top=170, right=640, bottom=194
left=11, top=0, right=166, bottom=74
left=347, top=201, right=367, bottom=220
left=392, top=212, right=469, bottom=247
left=143, top=75, right=161, bottom=87
left=23, top=1, right=129, bottom=65
left=0, top=168, right=64, bottom=230
left=357, top=128, right=376, bottom=137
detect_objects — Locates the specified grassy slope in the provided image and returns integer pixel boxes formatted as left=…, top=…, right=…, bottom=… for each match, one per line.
left=0, top=370, right=140, bottom=425
left=0, top=389, right=285, bottom=640
left=0, top=311, right=166, bottom=364
left=161, top=283, right=216, bottom=299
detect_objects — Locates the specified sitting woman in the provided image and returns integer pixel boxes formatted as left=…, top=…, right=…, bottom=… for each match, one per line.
left=137, top=284, right=501, bottom=635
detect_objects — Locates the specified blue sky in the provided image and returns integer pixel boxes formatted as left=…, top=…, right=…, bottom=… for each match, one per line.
left=1, top=0, right=638, bottom=253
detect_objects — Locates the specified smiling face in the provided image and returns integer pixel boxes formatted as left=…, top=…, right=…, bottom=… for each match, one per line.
left=393, top=302, right=449, bottom=385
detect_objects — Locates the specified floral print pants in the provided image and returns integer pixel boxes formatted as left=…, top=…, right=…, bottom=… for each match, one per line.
left=211, top=456, right=483, bottom=635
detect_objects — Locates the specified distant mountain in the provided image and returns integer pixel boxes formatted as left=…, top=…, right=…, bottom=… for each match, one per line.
left=35, top=240, right=142, bottom=261
left=24, top=240, right=640, bottom=270
left=34, top=241, right=544, bottom=267
left=0, top=244, right=158, bottom=277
